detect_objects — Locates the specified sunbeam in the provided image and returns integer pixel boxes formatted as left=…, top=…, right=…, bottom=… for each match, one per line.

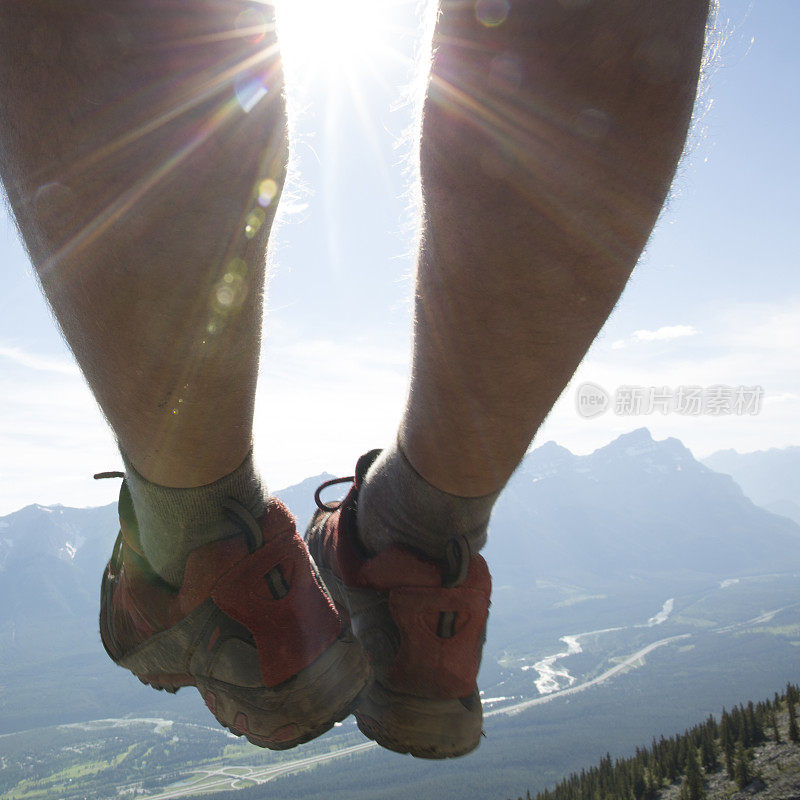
left=277, top=0, right=411, bottom=80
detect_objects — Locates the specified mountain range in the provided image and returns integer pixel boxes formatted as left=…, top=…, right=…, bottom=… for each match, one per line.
left=485, top=428, right=800, bottom=587
left=703, top=445, right=800, bottom=525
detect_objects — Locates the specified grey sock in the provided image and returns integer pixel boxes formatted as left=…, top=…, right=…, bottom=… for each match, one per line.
left=356, top=443, right=498, bottom=560
left=122, top=450, right=267, bottom=587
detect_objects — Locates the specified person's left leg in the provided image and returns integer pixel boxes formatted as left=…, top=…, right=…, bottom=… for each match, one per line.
left=0, top=1, right=283, bottom=582
left=308, top=0, right=710, bottom=759
left=0, top=0, right=368, bottom=747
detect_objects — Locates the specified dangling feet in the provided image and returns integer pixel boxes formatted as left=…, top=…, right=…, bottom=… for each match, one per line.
left=98, top=469, right=370, bottom=750
left=305, top=448, right=494, bottom=759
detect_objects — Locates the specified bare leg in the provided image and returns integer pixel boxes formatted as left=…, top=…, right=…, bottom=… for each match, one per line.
left=0, top=6, right=377, bottom=736
left=402, top=0, right=710, bottom=496
left=0, top=0, right=286, bottom=488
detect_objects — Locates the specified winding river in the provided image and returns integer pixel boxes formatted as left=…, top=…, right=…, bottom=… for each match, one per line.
left=525, top=598, right=675, bottom=695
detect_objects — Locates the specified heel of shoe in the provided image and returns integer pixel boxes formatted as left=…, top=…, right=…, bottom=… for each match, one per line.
left=355, top=681, right=482, bottom=759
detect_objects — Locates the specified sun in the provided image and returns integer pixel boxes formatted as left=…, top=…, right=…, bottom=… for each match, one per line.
left=275, top=0, right=405, bottom=79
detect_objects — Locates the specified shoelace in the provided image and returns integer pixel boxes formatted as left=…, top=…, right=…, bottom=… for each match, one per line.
left=314, top=475, right=354, bottom=513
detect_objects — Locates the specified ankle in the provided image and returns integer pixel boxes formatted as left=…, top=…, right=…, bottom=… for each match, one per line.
left=122, top=450, right=267, bottom=586
left=355, top=443, right=497, bottom=560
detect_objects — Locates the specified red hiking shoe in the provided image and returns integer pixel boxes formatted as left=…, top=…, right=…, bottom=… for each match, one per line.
left=305, top=451, right=492, bottom=759
left=99, top=479, right=370, bottom=749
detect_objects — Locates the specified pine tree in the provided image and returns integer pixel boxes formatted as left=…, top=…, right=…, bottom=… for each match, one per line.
left=772, top=709, right=782, bottom=744
left=734, top=744, right=751, bottom=789
left=665, top=742, right=679, bottom=783
left=747, top=701, right=764, bottom=744
left=720, top=711, right=735, bottom=780
left=700, top=731, right=717, bottom=772
left=632, top=766, right=646, bottom=800
left=684, top=747, right=705, bottom=800
left=789, top=700, right=800, bottom=744
left=739, top=704, right=753, bottom=747
left=644, top=768, right=658, bottom=800
left=787, top=683, right=798, bottom=706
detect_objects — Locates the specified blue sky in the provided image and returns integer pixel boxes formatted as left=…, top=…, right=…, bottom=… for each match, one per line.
left=1, top=0, right=797, bottom=514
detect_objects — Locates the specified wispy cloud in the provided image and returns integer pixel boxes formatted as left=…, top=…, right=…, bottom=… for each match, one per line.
left=0, top=344, right=80, bottom=375
left=612, top=325, right=699, bottom=350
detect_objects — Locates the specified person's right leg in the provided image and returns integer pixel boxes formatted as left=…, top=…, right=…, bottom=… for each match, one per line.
left=359, top=0, right=710, bottom=554
left=0, top=0, right=368, bottom=747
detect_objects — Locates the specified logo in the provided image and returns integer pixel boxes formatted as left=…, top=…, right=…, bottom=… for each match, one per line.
left=576, top=382, right=610, bottom=418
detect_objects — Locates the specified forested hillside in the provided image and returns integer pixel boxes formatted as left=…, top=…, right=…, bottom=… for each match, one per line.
left=512, top=685, right=800, bottom=800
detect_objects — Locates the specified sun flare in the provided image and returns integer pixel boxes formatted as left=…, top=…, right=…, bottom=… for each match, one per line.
left=276, top=0, right=403, bottom=78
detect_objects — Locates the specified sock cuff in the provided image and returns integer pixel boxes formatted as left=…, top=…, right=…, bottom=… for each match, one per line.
left=358, top=442, right=498, bottom=558
left=121, top=450, right=267, bottom=524
left=121, top=450, right=267, bottom=585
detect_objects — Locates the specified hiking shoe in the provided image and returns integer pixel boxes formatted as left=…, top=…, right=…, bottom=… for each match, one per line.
left=98, top=478, right=371, bottom=749
left=304, top=450, right=492, bottom=759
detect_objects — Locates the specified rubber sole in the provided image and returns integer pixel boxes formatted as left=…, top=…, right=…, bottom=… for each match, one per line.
left=202, top=631, right=369, bottom=749
left=138, top=630, right=369, bottom=750
left=355, top=680, right=482, bottom=759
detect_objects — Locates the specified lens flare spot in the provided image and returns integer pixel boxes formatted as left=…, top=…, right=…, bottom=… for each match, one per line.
left=216, top=286, right=235, bottom=307
left=235, top=73, right=269, bottom=113
left=476, top=0, right=510, bottom=27
left=244, top=208, right=266, bottom=239
left=258, top=179, right=278, bottom=207
left=235, top=8, right=269, bottom=44
left=226, top=259, right=248, bottom=282
left=212, top=262, right=247, bottom=314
